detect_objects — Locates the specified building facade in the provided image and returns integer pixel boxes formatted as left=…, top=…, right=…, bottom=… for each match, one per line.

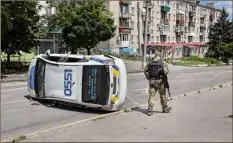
left=97, top=0, right=221, bottom=58
left=38, top=1, right=221, bottom=58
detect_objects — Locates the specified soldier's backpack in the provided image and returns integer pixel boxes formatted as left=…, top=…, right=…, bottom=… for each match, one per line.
left=148, top=59, right=164, bottom=79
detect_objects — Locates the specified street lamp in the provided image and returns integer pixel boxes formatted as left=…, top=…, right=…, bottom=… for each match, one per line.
left=142, top=2, right=149, bottom=69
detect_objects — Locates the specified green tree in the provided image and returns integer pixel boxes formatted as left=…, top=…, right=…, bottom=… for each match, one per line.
left=206, top=8, right=233, bottom=62
left=221, top=42, right=233, bottom=65
left=1, top=1, right=41, bottom=68
left=50, top=0, right=116, bottom=55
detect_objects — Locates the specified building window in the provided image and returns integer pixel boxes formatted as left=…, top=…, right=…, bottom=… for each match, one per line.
left=120, top=33, right=129, bottom=41
left=120, top=4, right=129, bottom=13
left=160, top=35, right=167, bottom=42
left=157, top=36, right=159, bottom=42
left=120, top=19, right=130, bottom=27
left=168, top=36, right=170, bottom=42
left=152, top=36, right=154, bottom=42
left=147, top=35, right=150, bottom=42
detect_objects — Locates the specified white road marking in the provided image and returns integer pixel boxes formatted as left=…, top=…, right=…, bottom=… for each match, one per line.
left=1, top=82, right=27, bottom=87
left=126, top=96, right=139, bottom=105
left=2, top=100, right=29, bottom=105
left=1, top=87, right=27, bottom=92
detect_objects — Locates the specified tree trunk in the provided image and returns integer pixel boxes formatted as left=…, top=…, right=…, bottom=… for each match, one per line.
left=6, top=53, right=11, bottom=70
left=87, top=48, right=91, bottom=55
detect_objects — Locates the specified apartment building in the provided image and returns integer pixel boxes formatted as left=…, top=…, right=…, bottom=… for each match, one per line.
left=97, top=0, right=221, bottom=58
left=38, top=1, right=221, bottom=58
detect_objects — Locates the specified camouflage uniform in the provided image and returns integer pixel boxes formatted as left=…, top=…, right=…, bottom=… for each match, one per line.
left=144, top=56, right=171, bottom=115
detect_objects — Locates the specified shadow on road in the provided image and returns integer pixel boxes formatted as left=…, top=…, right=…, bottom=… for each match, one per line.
left=24, top=95, right=112, bottom=115
left=134, top=107, right=163, bottom=115
left=223, top=115, right=233, bottom=118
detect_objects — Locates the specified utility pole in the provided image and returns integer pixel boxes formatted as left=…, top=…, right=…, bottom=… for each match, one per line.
left=137, top=2, right=141, bottom=56
left=142, top=1, right=149, bottom=69
left=53, top=33, right=56, bottom=53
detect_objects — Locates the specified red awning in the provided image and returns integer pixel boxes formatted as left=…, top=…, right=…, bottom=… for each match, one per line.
left=141, top=42, right=206, bottom=47
left=184, top=45, right=198, bottom=48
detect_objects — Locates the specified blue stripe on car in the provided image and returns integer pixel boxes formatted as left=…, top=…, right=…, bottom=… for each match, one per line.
left=29, top=66, right=35, bottom=90
left=90, top=57, right=105, bottom=64
left=112, top=65, right=119, bottom=70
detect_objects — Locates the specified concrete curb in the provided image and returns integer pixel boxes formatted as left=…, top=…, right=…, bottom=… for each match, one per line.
left=1, top=81, right=232, bottom=142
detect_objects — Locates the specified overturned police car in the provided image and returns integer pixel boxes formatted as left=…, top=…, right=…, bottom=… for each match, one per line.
left=27, top=53, right=127, bottom=111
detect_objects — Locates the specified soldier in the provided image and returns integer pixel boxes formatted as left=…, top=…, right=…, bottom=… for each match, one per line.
left=144, top=48, right=171, bottom=116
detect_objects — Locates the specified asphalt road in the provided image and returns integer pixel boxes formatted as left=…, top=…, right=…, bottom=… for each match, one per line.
left=1, top=65, right=232, bottom=140
left=25, top=85, right=232, bottom=142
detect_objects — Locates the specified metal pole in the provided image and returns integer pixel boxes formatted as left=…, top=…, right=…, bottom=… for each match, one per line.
left=142, top=1, right=148, bottom=69
left=137, top=2, right=141, bottom=56
left=53, top=33, right=56, bottom=53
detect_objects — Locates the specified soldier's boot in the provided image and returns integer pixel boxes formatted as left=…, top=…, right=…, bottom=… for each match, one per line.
left=162, top=106, right=172, bottom=113
left=147, top=109, right=153, bottom=116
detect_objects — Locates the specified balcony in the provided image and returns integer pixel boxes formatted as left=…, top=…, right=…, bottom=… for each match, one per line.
left=200, top=22, right=205, bottom=27
left=189, top=12, right=196, bottom=17
left=160, top=25, right=170, bottom=35
left=187, top=31, right=196, bottom=37
left=188, top=22, right=195, bottom=27
left=161, top=6, right=170, bottom=12
left=200, top=13, right=207, bottom=18
left=160, top=30, right=170, bottom=35
left=142, top=15, right=153, bottom=22
left=119, top=12, right=131, bottom=18
left=200, top=31, right=205, bottom=36
left=119, top=0, right=131, bottom=5
left=143, top=28, right=153, bottom=34
left=176, top=9, right=185, bottom=15
left=143, top=2, right=153, bottom=8
left=176, top=20, right=184, bottom=25
left=176, top=31, right=184, bottom=36
left=119, top=26, right=131, bottom=33
left=119, top=41, right=131, bottom=47
left=160, top=18, right=169, bottom=24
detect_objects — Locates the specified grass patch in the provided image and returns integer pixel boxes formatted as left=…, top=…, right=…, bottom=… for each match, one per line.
left=171, top=56, right=223, bottom=66
left=12, top=135, right=27, bottom=142
left=124, top=108, right=132, bottom=113
left=1, top=52, right=35, bottom=62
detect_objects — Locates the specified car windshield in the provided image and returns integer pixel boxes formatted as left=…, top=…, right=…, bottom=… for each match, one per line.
left=82, top=65, right=110, bottom=105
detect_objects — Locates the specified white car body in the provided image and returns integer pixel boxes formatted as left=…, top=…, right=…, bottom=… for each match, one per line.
left=27, top=54, right=127, bottom=111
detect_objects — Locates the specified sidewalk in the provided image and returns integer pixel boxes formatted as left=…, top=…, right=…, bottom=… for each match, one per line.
left=25, top=86, right=232, bottom=142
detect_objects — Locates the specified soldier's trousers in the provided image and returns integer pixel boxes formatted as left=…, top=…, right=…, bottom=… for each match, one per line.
left=148, top=82, right=169, bottom=111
